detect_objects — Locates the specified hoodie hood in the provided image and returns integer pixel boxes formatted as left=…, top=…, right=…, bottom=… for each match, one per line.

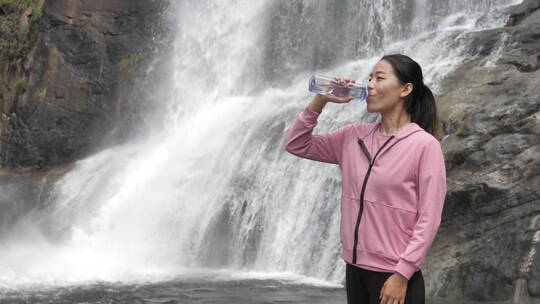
left=354, top=121, right=424, bottom=141
left=353, top=121, right=425, bottom=157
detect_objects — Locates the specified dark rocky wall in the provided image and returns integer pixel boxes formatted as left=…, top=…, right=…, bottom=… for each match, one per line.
left=425, top=0, right=540, bottom=302
left=0, top=0, right=171, bottom=171
left=0, top=0, right=173, bottom=243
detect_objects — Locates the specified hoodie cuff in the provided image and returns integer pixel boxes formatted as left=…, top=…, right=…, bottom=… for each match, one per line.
left=299, top=106, right=321, bottom=125
left=305, top=105, right=322, bottom=115
left=394, top=258, right=417, bottom=280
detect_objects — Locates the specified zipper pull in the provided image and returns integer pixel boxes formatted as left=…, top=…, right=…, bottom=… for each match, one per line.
left=357, top=139, right=372, bottom=164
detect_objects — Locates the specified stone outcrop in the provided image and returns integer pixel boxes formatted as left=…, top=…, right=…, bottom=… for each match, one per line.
left=426, top=1, right=540, bottom=302
left=0, top=0, right=172, bottom=240
left=0, top=0, right=170, bottom=170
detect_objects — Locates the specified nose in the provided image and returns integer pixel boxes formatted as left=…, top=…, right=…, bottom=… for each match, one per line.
left=367, top=78, right=375, bottom=92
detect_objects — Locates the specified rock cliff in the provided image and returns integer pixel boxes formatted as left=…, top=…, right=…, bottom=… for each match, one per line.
left=427, top=0, right=540, bottom=302
left=0, top=0, right=171, bottom=240
left=0, top=0, right=170, bottom=170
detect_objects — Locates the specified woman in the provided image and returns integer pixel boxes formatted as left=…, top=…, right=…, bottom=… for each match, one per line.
left=284, top=54, right=447, bottom=304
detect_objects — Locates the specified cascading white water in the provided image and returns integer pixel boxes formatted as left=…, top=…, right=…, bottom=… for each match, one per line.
left=0, top=0, right=522, bottom=291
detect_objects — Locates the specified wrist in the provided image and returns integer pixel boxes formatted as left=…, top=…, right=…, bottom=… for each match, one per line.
left=309, top=94, right=328, bottom=113
left=313, top=93, right=329, bottom=103
left=394, top=272, right=408, bottom=282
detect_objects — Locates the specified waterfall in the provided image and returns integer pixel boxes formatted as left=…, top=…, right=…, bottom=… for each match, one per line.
left=0, top=0, right=522, bottom=290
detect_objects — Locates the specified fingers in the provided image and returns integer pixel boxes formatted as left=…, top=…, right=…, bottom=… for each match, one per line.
left=327, top=95, right=354, bottom=103
left=315, top=93, right=352, bottom=104
left=379, top=295, right=402, bottom=304
left=379, top=293, right=405, bottom=304
left=322, top=76, right=355, bottom=104
left=332, top=76, right=356, bottom=85
left=379, top=286, right=406, bottom=303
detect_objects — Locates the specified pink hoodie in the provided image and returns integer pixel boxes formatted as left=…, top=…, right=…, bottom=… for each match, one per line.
left=284, top=106, right=447, bottom=280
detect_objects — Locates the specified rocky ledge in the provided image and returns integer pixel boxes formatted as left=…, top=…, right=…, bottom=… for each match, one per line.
left=426, top=0, right=540, bottom=302
left=0, top=0, right=169, bottom=170
left=0, top=0, right=172, bottom=239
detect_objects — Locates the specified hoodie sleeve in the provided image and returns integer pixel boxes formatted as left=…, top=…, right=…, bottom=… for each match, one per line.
left=284, top=106, right=350, bottom=165
left=394, top=139, right=447, bottom=280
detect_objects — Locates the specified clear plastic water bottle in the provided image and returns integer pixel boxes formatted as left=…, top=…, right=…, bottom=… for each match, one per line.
left=308, top=74, right=368, bottom=101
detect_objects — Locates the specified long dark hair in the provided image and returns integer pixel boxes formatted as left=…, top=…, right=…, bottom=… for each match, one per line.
left=380, top=54, right=441, bottom=140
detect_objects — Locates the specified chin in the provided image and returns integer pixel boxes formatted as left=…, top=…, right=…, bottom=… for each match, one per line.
left=366, top=105, right=378, bottom=113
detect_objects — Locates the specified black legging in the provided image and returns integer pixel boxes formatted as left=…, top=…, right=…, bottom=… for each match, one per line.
left=346, top=263, right=425, bottom=304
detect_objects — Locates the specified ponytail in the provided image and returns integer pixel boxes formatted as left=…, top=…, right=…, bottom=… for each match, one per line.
left=380, top=54, right=442, bottom=140
left=407, top=83, right=441, bottom=140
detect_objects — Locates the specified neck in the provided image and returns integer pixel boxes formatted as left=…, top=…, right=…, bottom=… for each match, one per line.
left=380, top=112, right=412, bottom=136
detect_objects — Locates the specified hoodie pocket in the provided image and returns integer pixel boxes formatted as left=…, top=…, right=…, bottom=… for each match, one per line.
left=391, top=205, right=416, bottom=238
left=358, top=199, right=416, bottom=259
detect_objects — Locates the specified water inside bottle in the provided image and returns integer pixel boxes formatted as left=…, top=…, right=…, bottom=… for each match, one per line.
left=310, top=76, right=334, bottom=94
left=308, top=75, right=368, bottom=101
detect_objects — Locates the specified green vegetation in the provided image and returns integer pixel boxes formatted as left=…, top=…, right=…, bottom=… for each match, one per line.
left=15, top=77, right=27, bottom=94
left=0, top=14, right=29, bottom=59
left=0, top=0, right=40, bottom=60
left=36, top=88, right=46, bottom=100
left=118, top=50, right=150, bottom=72
left=0, top=0, right=34, bottom=13
left=31, top=7, right=41, bottom=22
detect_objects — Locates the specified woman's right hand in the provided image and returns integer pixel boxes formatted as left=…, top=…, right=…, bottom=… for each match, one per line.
left=316, top=76, right=356, bottom=104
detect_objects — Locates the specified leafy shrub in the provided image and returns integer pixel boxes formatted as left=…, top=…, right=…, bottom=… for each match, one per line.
left=118, top=51, right=150, bottom=72
left=0, top=0, right=39, bottom=60
left=0, top=0, right=34, bottom=13
left=15, top=77, right=27, bottom=94
left=30, top=7, right=41, bottom=22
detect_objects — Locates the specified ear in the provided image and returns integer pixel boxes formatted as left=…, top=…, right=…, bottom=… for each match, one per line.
left=399, top=83, right=413, bottom=98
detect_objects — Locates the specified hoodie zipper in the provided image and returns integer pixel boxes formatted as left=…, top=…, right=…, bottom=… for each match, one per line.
left=352, top=136, right=395, bottom=264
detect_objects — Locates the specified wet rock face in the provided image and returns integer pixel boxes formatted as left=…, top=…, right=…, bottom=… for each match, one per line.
left=0, top=0, right=167, bottom=169
left=426, top=1, right=540, bottom=302
left=506, top=0, right=540, bottom=26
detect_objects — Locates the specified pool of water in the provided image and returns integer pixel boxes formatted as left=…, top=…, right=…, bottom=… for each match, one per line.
left=0, top=277, right=515, bottom=304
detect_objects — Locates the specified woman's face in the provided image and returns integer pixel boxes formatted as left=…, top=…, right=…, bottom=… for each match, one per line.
left=366, top=59, right=411, bottom=114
